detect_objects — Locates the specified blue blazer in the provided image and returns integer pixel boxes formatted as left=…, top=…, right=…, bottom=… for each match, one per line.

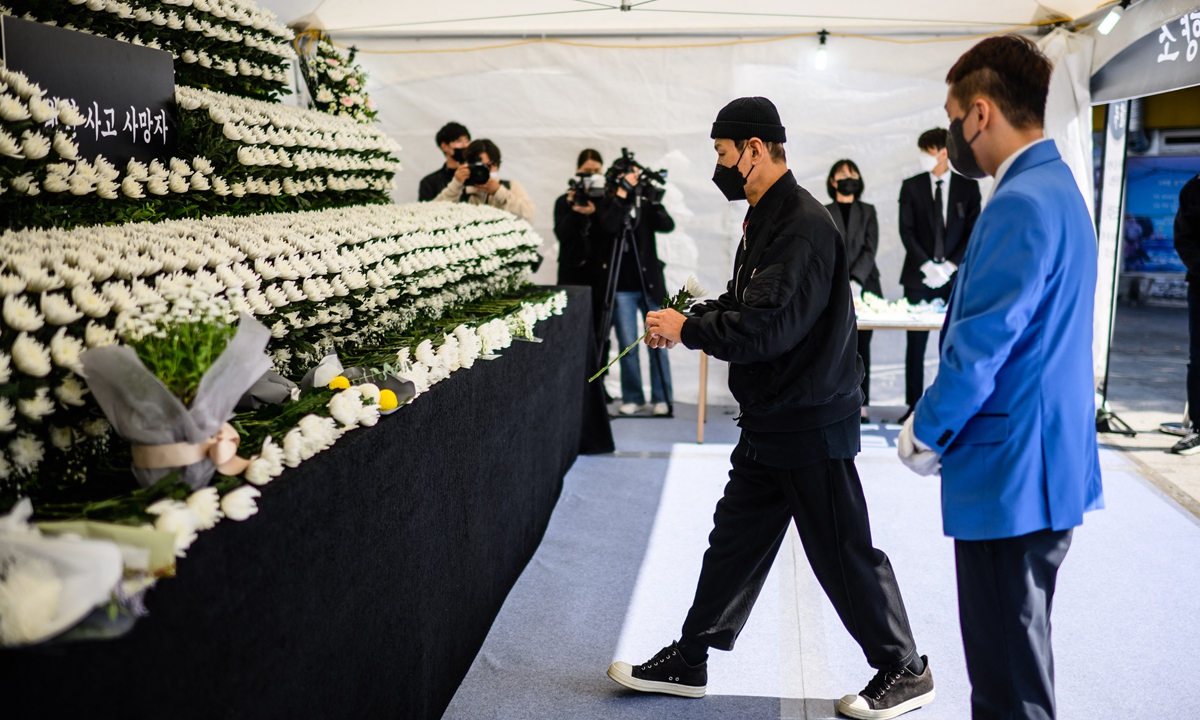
left=913, top=140, right=1104, bottom=541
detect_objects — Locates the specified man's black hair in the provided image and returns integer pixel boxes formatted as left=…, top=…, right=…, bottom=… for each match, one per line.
left=917, top=128, right=949, bottom=152
left=436, top=122, right=470, bottom=148
left=946, top=35, right=1052, bottom=130
left=466, top=138, right=501, bottom=167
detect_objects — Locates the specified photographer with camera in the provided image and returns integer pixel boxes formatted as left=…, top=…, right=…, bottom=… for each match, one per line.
left=554, top=149, right=607, bottom=286
left=418, top=122, right=471, bottom=202
left=596, top=150, right=675, bottom=416
left=433, top=138, right=536, bottom=223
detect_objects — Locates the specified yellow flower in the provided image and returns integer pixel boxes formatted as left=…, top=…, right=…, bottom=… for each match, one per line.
left=379, top=389, right=399, bottom=411
left=327, top=375, right=351, bottom=390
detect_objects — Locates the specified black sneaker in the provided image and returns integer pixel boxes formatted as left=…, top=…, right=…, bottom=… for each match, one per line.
left=837, top=655, right=935, bottom=719
left=606, top=642, right=707, bottom=698
left=1171, top=432, right=1200, bottom=456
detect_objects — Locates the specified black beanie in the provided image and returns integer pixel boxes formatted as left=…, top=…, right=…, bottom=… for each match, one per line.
left=710, top=97, right=786, bottom=143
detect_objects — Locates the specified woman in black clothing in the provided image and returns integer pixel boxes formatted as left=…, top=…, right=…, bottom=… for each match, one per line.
left=825, top=158, right=881, bottom=422
left=554, top=149, right=605, bottom=286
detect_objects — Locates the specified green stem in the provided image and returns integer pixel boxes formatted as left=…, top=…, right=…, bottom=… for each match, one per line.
left=588, top=330, right=649, bottom=383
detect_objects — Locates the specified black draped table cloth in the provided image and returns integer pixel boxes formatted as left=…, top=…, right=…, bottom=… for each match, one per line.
left=1, top=286, right=607, bottom=719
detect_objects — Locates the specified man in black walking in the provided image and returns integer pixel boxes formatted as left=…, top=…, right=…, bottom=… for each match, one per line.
left=1172, top=172, right=1200, bottom=455
left=606, top=97, right=934, bottom=720
left=897, top=128, right=981, bottom=422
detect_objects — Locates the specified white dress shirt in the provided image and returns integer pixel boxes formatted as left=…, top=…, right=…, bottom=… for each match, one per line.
left=986, top=138, right=1052, bottom=202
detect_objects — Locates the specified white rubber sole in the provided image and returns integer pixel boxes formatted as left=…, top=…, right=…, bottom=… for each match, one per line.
left=837, top=688, right=935, bottom=720
left=606, top=661, right=706, bottom=699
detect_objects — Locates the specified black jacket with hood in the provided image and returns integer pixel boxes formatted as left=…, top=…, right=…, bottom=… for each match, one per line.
left=680, top=170, right=863, bottom=432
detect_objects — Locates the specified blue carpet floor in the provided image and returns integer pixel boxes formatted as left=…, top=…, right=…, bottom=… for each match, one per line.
left=444, top=407, right=1200, bottom=719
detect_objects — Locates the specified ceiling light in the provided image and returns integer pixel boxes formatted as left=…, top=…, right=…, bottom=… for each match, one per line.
left=1098, top=1, right=1128, bottom=35
left=815, top=30, right=828, bottom=70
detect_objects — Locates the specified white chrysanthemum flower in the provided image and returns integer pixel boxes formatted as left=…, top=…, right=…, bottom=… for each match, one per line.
left=49, top=328, right=85, bottom=375
left=125, top=159, right=149, bottom=181
left=20, top=131, right=50, bottom=160
left=53, top=376, right=89, bottom=408
left=40, top=293, right=83, bottom=325
left=49, top=425, right=74, bottom=450
left=11, top=333, right=51, bottom=378
left=414, top=339, right=436, bottom=366
left=167, top=173, right=190, bottom=193
left=327, top=388, right=363, bottom=428
left=0, top=94, right=31, bottom=122
left=146, top=177, right=169, bottom=195
left=186, top=487, right=223, bottom=531
left=8, top=434, right=45, bottom=472
left=2, top=294, right=45, bottom=332
left=80, top=417, right=109, bottom=438
left=83, top=321, right=118, bottom=348
left=57, top=100, right=85, bottom=126
left=0, top=352, right=10, bottom=385
left=146, top=499, right=198, bottom=557
left=26, top=96, right=55, bottom=123
left=683, top=275, right=708, bottom=299
left=120, top=176, right=145, bottom=199
left=0, top=129, right=22, bottom=159
left=52, top=132, right=79, bottom=161
left=281, top=426, right=304, bottom=467
left=17, top=387, right=55, bottom=422
left=71, top=285, right=113, bottom=318
left=220, top=485, right=261, bottom=522
left=0, top=398, right=16, bottom=433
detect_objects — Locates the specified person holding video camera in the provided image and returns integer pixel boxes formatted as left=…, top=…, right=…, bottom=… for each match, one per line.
left=596, top=153, right=675, bottom=416
left=433, top=138, right=536, bottom=223
left=554, top=149, right=607, bottom=286
left=418, top=122, right=471, bottom=202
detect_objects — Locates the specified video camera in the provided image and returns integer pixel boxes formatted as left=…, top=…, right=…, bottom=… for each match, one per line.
left=568, top=173, right=606, bottom=207
left=605, top=148, right=667, bottom=204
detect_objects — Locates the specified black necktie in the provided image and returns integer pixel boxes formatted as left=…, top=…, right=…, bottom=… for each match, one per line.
left=933, top=179, right=946, bottom=262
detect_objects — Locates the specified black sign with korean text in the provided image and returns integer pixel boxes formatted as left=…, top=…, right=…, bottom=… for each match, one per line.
left=0, top=16, right=176, bottom=167
left=1092, top=8, right=1200, bottom=103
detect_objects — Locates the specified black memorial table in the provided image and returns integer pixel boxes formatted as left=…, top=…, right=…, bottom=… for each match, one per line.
left=1, top=286, right=604, bottom=719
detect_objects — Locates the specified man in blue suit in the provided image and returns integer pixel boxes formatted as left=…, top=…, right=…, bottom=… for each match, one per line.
left=898, top=36, right=1103, bottom=720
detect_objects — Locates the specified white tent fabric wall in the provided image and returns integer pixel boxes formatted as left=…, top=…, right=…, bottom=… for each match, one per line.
left=352, top=33, right=997, bottom=403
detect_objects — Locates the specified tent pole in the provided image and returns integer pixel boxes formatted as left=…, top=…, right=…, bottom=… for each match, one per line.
left=1094, top=100, right=1136, bottom=437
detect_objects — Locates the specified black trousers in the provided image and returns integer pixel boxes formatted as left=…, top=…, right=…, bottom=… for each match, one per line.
left=858, top=329, right=873, bottom=406
left=955, top=528, right=1073, bottom=720
left=1189, top=281, right=1199, bottom=427
left=904, top=285, right=953, bottom=407
left=680, top=439, right=917, bottom=670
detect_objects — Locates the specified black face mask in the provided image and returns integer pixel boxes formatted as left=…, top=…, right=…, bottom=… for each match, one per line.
left=946, top=115, right=986, bottom=179
left=451, top=147, right=466, bottom=164
left=712, top=148, right=751, bottom=202
left=835, top=177, right=863, bottom=197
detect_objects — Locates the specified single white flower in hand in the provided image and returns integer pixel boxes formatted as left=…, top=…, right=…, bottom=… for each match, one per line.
left=684, top=275, right=708, bottom=300
left=220, top=485, right=261, bottom=522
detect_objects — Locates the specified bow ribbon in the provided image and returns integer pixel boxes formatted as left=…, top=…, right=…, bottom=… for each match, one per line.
left=131, top=422, right=254, bottom=476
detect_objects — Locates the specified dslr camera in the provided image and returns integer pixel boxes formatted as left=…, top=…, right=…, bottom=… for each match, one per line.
left=605, top=148, right=668, bottom=204
left=462, top=161, right=492, bottom=187
left=568, top=173, right=606, bottom=207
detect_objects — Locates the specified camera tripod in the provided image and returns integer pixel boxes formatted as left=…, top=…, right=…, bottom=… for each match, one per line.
left=595, top=193, right=673, bottom=418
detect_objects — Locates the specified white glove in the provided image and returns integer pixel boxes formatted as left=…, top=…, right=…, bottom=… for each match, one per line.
left=849, top=280, right=863, bottom=299
left=919, top=260, right=956, bottom=289
left=897, top=413, right=941, bottom=476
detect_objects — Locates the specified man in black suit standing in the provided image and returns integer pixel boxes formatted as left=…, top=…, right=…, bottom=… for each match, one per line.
left=898, top=128, right=981, bottom=421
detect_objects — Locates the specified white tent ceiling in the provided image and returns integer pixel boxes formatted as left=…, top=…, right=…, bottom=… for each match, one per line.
left=257, top=0, right=1115, bottom=37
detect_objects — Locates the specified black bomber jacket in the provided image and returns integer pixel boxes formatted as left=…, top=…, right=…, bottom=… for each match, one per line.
left=680, top=170, right=863, bottom=432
